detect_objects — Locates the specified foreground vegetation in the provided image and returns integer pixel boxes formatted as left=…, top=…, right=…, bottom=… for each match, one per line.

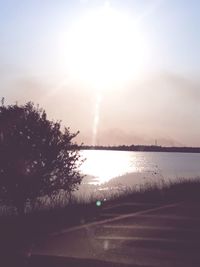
left=106, top=178, right=200, bottom=205
left=0, top=101, right=83, bottom=216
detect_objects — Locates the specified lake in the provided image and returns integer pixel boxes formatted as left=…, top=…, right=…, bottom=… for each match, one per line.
left=76, top=150, right=200, bottom=199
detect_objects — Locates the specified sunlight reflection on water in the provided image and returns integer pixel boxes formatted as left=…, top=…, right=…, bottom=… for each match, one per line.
left=80, top=150, right=139, bottom=185
left=78, top=150, right=200, bottom=198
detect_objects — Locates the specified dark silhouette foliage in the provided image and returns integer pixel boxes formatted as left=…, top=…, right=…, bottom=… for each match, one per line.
left=0, top=101, right=83, bottom=215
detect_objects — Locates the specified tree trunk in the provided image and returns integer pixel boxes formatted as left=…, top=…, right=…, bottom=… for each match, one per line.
left=17, top=201, right=25, bottom=217
left=68, top=191, right=72, bottom=205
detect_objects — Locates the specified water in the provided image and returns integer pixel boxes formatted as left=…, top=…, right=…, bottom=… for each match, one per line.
left=77, top=150, right=200, bottom=199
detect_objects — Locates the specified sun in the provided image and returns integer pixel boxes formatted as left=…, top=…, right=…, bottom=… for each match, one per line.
left=63, top=5, right=149, bottom=89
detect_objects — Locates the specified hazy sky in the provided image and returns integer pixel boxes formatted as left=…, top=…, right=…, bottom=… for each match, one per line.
left=1, top=0, right=200, bottom=146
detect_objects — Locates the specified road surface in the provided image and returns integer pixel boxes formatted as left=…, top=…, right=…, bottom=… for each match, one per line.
left=30, top=201, right=200, bottom=267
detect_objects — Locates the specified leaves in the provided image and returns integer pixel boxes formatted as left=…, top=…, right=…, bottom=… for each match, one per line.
left=0, top=102, right=83, bottom=214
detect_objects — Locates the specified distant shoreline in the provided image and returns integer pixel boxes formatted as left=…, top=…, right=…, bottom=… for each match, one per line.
left=80, top=145, right=200, bottom=153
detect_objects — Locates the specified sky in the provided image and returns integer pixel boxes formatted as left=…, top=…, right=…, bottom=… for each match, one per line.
left=1, top=0, right=200, bottom=146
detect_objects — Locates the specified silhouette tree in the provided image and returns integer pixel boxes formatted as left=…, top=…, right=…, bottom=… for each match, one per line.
left=0, top=101, right=83, bottom=215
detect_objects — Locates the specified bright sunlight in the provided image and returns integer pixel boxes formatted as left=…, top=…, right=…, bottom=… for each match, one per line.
left=80, top=150, right=137, bottom=185
left=64, top=4, right=150, bottom=89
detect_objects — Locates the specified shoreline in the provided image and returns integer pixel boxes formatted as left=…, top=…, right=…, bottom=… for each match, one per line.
left=80, top=145, right=200, bottom=153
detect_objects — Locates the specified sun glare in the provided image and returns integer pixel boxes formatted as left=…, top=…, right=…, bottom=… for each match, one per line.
left=64, top=4, right=149, bottom=89
left=80, top=150, right=137, bottom=185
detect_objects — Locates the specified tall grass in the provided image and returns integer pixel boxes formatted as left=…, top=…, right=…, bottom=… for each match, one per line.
left=105, top=178, right=200, bottom=205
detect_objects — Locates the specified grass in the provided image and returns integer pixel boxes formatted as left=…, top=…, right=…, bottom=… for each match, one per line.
left=104, top=178, right=200, bottom=205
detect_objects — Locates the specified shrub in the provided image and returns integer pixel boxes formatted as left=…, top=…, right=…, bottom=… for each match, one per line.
left=0, top=101, right=83, bottom=215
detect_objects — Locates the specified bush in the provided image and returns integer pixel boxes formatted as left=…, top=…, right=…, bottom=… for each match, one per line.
left=0, top=101, right=83, bottom=215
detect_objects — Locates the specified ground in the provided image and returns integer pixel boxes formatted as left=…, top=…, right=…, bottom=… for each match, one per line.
left=27, top=200, right=200, bottom=267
